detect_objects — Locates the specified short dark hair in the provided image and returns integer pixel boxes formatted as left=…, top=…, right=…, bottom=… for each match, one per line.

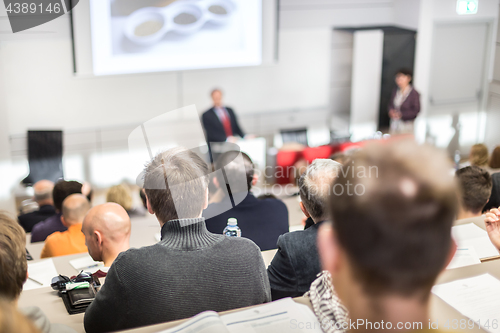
left=53, top=180, right=82, bottom=212
left=329, top=141, right=458, bottom=298
left=0, top=211, right=27, bottom=300
left=215, top=151, right=254, bottom=194
left=396, top=68, right=413, bottom=77
left=456, top=166, right=492, bottom=214
left=490, top=146, right=500, bottom=169
left=144, top=147, right=209, bottom=223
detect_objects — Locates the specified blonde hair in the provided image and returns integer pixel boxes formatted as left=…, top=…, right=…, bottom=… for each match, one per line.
left=469, top=144, right=489, bottom=167
left=0, top=211, right=27, bottom=300
left=106, top=185, right=133, bottom=211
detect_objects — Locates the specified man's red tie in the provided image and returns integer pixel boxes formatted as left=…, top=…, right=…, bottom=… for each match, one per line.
left=220, top=108, right=233, bottom=137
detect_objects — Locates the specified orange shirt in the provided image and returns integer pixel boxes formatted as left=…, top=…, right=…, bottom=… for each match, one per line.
left=40, top=223, right=87, bottom=258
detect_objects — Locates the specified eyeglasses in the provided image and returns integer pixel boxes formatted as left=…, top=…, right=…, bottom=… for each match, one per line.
left=51, top=271, right=93, bottom=291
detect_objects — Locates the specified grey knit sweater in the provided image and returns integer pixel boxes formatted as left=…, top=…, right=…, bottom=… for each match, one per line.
left=84, top=218, right=271, bottom=333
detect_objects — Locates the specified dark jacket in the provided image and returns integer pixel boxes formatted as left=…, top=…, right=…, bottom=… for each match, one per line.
left=84, top=218, right=270, bottom=333
left=18, top=205, right=56, bottom=233
left=484, top=172, right=500, bottom=212
left=388, top=87, right=421, bottom=121
left=267, top=221, right=324, bottom=300
left=201, top=107, right=245, bottom=143
left=30, top=213, right=66, bottom=243
left=203, top=193, right=289, bottom=251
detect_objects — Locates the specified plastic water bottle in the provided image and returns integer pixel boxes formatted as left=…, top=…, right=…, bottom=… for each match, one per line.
left=223, top=218, right=241, bottom=237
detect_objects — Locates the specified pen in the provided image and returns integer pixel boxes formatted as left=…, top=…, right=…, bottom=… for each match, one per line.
left=28, top=276, right=43, bottom=286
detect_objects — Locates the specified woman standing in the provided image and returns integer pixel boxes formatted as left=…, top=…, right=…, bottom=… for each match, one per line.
left=388, top=68, right=421, bottom=134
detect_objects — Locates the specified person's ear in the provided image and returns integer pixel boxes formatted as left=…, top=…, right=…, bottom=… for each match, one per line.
left=317, top=222, right=341, bottom=275
left=252, top=174, right=258, bottom=187
left=213, top=176, right=220, bottom=189
left=95, top=230, right=103, bottom=248
left=299, top=202, right=311, bottom=218
left=444, top=239, right=458, bottom=269
left=145, top=193, right=154, bottom=215
left=61, top=216, right=69, bottom=227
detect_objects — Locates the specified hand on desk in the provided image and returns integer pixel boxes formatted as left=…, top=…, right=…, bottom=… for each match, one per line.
left=485, top=207, right=500, bottom=252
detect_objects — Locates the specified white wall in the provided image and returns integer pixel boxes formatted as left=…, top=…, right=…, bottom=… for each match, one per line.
left=350, top=30, right=384, bottom=141
left=413, top=0, right=499, bottom=149
left=393, top=0, right=421, bottom=30
left=485, top=3, right=500, bottom=151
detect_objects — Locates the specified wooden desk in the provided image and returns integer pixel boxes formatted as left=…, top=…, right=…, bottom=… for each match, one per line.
left=18, top=253, right=93, bottom=333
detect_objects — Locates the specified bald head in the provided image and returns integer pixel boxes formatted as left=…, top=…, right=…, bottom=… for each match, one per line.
left=33, top=180, right=54, bottom=205
left=83, top=203, right=131, bottom=241
left=62, top=194, right=90, bottom=225
left=82, top=203, right=131, bottom=265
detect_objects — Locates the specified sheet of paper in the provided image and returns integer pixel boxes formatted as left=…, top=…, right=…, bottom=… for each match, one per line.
left=452, top=223, right=500, bottom=259
left=447, top=247, right=481, bottom=269
left=222, top=298, right=323, bottom=333
left=159, top=311, right=230, bottom=333
left=69, top=254, right=104, bottom=274
left=23, top=259, right=58, bottom=290
left=432, top=274, right=500, bottom=333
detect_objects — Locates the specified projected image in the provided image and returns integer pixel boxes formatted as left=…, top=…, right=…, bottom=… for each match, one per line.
left=89, top=0, right=262, bottom=75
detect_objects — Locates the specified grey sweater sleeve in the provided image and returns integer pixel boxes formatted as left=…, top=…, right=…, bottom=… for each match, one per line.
left=84, top=257, right=128, bottom=333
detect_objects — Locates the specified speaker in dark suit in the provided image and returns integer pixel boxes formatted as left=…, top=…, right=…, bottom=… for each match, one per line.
left=201, top=89, right=245, bottom=143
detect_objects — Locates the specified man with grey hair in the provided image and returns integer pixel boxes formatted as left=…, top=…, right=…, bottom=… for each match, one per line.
left=18, top=180, right=56, bottom=232
left=267, top=159, right=341, bottom=300
left=84, top=147, right=270, bottom=333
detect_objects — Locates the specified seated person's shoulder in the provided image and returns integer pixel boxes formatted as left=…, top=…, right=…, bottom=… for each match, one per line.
left=258, top=197, right=288, bottom=210
left=222, top=236, right=261, bottom=253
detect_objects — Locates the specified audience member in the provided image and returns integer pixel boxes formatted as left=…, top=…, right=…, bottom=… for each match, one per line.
left=0, top=211, right=75, bottom=333
left=484, top=173, right=500, bottom=213
left=267, top=159, right=341, bottom=300
left=469, top=143, right=489, bottom=168
left=489, top=145, right=500, bottom=173
left=485, top=207, right=500, bottom=252
left=203, top=151, right=289, bottom=251
left=106, top=184, right=131, bottom=211
left=82, top=203, right=131, bottom=277
left=317, top=141, right=458, bottom=332
left=40, top=194, right=90, bottom=258
left=84, top=147, right=270, bottom=332
left=455, top=166, right=492, bottom=226
left=18, top=180, right=55, bottom=233
left=31, top=180, right=82, bottom=243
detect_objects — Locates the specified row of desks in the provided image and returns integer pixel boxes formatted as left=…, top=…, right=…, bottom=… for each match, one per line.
left=21, top=213, right=500, bottom=333
left=19, top=248, right=500, bottom=333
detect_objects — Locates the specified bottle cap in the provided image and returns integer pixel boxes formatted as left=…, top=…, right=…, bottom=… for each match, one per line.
left=227, top=218, right=237, bottom=226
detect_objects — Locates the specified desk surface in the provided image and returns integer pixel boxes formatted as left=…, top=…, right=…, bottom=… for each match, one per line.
left=20, top=213, right=499, bottom=333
